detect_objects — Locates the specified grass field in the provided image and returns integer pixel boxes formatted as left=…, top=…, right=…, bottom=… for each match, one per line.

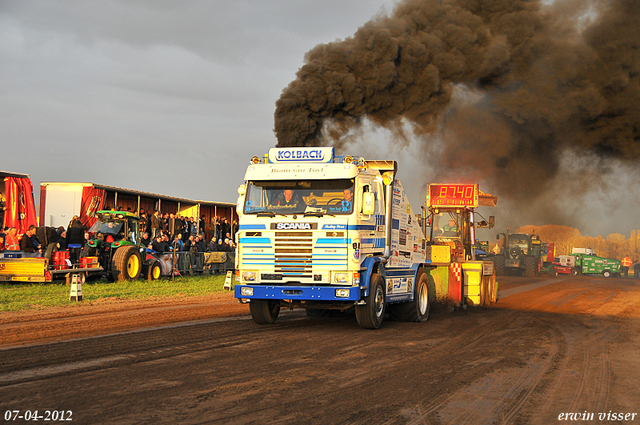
left=0, top=274, right=229, bottom=312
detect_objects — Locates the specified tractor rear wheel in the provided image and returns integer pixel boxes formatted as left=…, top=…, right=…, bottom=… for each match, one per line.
left=524, top=255, right=538, bottom=277
left=493, top=255, right=505, bottom=276
left=112, top=246, right=142, bottom=281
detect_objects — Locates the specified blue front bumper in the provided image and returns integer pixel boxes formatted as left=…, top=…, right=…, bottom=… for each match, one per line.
left=235, top=284, right=362, bottom=302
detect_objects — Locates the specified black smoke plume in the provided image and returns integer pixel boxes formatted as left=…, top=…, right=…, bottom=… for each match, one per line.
left=274, top=0, right=640, bottom=218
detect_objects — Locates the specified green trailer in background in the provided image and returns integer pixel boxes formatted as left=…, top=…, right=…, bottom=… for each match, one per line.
left=557, top=248, right=621, bottom=278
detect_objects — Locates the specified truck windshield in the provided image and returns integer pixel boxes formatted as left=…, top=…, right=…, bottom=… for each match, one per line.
left=431, top=212, right=461, bottom=242
left=244, top=179, right=355, bottom=215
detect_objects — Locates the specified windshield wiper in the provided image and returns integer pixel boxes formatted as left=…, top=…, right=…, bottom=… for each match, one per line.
left=257, top=211, right=276, bottom=217
left=304, top=212, right=336, bottom=217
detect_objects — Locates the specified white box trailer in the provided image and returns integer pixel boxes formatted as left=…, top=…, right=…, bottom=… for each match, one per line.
left=40, top=182, right=93, bottom=228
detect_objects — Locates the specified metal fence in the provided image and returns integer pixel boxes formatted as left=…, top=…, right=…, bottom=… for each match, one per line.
left=154, top=251, right=236, bottom=277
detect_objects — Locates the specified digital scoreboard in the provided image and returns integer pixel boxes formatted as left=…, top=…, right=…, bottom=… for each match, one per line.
left=427, top=183, right=479, bottom=208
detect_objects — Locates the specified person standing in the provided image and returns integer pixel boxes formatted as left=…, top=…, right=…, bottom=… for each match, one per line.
left=67, top=216, right=85, bottom=266
left=634, top=260, right=640, bottom=279
left=150, top=211, right=162, bottom=238
left=621, top=255, right=632, bottom=278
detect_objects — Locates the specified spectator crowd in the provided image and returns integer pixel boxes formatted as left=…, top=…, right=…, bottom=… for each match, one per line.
left=0, top=208, right=238, bottom=263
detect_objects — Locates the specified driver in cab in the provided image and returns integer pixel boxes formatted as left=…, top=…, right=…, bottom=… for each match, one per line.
left=341, top=188, right=353, bottom=211
left=442, top=218, right=459, bottom=236
left=274, top=189, right=305, bottom=208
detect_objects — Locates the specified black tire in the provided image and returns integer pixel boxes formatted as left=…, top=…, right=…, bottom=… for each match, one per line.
left=147, top=261, right=162, bottom=281
left=602, top=270, right=612, bottom=278
left=112, top=246, right=142, bottom=281
left=571, top=267, right=581, bottom=276
left=356, top=273, right=386, bottom=329
left=493, top=255, right=505, bottom=276
left=249, top=299, right=280, bottom=324
left=524, top=255, right=537, bottom=277
left=389, top=270, right=430, bottom=322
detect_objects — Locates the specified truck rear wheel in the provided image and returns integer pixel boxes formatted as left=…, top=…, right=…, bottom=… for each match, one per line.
left=389, top=270, right=430, bottom=322
left=249, top=299, right=280, bottom=324
left=356, top=273, right=386, bottom=329
left=493, top=255, right=505, bottom=276
left=571, top=267, right=581, bottom=276
left=602, top=270, right=612, bottom=278
left=112, top=246, right=142, bottom=281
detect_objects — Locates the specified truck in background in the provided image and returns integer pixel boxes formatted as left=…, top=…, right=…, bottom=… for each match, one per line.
left=233, top=147, right=498, bottom=329
left=556, top=248, right=621, bottom=278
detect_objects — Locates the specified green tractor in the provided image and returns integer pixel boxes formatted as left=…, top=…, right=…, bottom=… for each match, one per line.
left=491, top=232, right=545, bottom=277
left=85, top=210, right=163, bottom=281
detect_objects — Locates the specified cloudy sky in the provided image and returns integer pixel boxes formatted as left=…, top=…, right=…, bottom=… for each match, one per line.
left=2, top=0, right=639, bottom=239
left=1, top=0, right=395, bottom=199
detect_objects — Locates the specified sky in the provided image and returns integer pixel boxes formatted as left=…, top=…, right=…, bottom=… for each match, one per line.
left=1, top=0, right=395, bottom=200
left=1, top=0, right=639, bottom=239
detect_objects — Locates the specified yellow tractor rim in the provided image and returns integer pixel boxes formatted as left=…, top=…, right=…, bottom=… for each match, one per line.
left=127, top=254, right=140, bottom=278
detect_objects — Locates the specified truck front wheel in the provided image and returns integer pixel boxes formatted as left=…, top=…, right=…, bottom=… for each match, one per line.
left=250, top=300, right=280, bottom=324
left=602, top=270, right=612, bottom=278
left=356, top=273, right=386, bottom=329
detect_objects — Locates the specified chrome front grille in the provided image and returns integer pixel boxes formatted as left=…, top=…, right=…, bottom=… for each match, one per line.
left=274, top=231, right=313, bottom=278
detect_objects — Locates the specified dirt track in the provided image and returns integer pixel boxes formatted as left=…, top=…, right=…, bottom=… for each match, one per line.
left=1, top=275, right=640, bottom=424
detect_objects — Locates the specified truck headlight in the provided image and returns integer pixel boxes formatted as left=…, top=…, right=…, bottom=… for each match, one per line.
left=240, top=287, right=254, bottom=296
left=242, top=271, right=258, bottom=282
left=333, top=272, right=350, bottom=284
left=335, top=288, right=350, bottom=298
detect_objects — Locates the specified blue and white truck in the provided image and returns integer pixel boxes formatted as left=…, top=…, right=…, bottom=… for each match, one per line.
left=233, top=147, right=496, bottom=328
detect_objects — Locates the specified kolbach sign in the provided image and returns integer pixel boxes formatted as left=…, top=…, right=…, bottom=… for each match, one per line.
left=268, top=147, right=334, bottom=163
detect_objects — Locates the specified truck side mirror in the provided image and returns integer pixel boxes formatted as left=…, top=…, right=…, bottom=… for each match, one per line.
left=489, top=216, right=495, bottom=229
left=362, top=192, right=375, bottom=215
